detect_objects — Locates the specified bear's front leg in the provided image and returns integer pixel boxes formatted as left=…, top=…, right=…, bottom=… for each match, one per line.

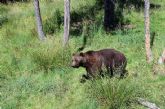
left=82, top=74, right=91, bottom=79
left=80, top=68, right=95, bottom=83
left=80, top=74, right=91, bottom=83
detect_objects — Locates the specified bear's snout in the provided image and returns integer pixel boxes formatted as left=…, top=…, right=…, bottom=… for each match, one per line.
left=71, top=64, right=79, bottom=68
left=71, top=62, right=79, bottom=68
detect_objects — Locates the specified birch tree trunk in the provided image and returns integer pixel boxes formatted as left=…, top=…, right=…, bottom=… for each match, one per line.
left=63, top=0, right=70, bottom=47
left=144, top=0, right=152, bottom=63
left=34, top=0, right=46, bottom=41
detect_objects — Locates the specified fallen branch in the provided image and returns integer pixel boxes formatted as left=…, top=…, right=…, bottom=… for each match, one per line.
left=138, top=98, right=160, bottom=109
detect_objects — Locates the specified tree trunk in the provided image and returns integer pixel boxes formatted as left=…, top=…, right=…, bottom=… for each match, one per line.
left=104, top=0, right=115, bottom=31
left=63, top=0, right=70, bottom=47
left=144, top=0, right=152, bottom=63
left=34, top=0, right=46, bottom=41
left=158, top=49, right=165, bottom=64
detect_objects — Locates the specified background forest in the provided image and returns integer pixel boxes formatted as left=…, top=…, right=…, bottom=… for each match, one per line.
left=0, top=0, right=165, bottom=109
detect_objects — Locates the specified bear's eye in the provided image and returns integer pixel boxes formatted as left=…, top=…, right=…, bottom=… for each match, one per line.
left=72, top=59, right=76, bottom=62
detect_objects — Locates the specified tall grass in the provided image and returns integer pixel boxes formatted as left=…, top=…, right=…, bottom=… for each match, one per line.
left=43, top=9, right=63, bottom=34
left=87, top=77, right=147, bottom=109
left=30, top=38, right=72, bottom=72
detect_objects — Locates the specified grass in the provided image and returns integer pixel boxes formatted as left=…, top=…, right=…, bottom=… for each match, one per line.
left=0, top=0, right=165, bottom=109
left=87, top=77, right=147, bottom=109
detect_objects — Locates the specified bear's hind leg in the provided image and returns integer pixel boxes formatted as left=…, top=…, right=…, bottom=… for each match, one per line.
left=107, top=66, right=113, bottom=77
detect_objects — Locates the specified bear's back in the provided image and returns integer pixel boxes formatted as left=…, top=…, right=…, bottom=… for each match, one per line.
left=98, top=49, right=126, bottom=67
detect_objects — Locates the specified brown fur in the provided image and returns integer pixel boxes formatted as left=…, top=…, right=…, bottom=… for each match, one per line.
left=71, top=49, right=127, bottom=82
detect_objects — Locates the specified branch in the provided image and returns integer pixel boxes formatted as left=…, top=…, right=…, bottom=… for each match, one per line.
left=138, top=98, right=160, bottom=109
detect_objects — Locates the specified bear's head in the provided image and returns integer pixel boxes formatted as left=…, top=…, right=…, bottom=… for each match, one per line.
left=71, top=52, right=87, bottom=68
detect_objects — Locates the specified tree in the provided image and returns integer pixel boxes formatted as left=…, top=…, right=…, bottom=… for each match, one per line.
left=34, top=0, right=46, bottom=41
left=104, top=0, right=115, bottom=31
left=63, top=0, right=70, bottom=46
left=144, top=0, right=152, bottom=63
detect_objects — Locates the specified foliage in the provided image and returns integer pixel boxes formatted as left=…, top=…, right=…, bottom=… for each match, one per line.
left=43, top=9, right=63, bottom=34
left=0, top=6, right=8, bottom=27
left=87, top=77, right=147, bottom=109
left=30, top=39, right=72, bottom=72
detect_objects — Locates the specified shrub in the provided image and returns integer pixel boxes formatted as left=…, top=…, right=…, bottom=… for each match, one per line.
left=30, top=39, right=72, bottom=72
left=87, top=77, right=147, bottom=109
left=0, top=15, right=8, bottom=27
left=43, top=9, right=63, bottom=34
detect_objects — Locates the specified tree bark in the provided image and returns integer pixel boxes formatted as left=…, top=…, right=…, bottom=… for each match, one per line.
left=34, top=0, right=46, bottom=41
left=144, top=0, right=152, bottom=63
left=104, top=0, right=115, bottom=31
left=63, top=0, right=70, bottom=47
left=158, top=49, right=165, bottom=64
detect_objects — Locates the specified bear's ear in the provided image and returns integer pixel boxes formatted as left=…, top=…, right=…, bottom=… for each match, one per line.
left=79, top=52, right=84, bottom=57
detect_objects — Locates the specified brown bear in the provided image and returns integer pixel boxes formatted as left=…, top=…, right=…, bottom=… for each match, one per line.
left=71, top=49, right=127, bottom=82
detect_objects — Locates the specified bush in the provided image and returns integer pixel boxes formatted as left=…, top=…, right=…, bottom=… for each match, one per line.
left=43, top=9, right=63, bottom=34
left=87, top=77, right=147, bottom=109
left=30, top=39, right=72, bottom=72
left=0, top=15, right=8, bottom=27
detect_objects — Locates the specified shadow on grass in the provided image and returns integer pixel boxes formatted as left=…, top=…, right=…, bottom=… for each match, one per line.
left=43, top=0, right=161, bottom=51
left=0, top=0, right=29, bottom=4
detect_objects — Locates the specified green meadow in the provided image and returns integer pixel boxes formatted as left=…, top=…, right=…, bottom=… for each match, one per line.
left=0, top=0, right=165, bottom=109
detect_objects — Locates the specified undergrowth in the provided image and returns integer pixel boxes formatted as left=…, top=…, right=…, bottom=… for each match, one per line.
left=87, top=77, right=147, bottom=109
